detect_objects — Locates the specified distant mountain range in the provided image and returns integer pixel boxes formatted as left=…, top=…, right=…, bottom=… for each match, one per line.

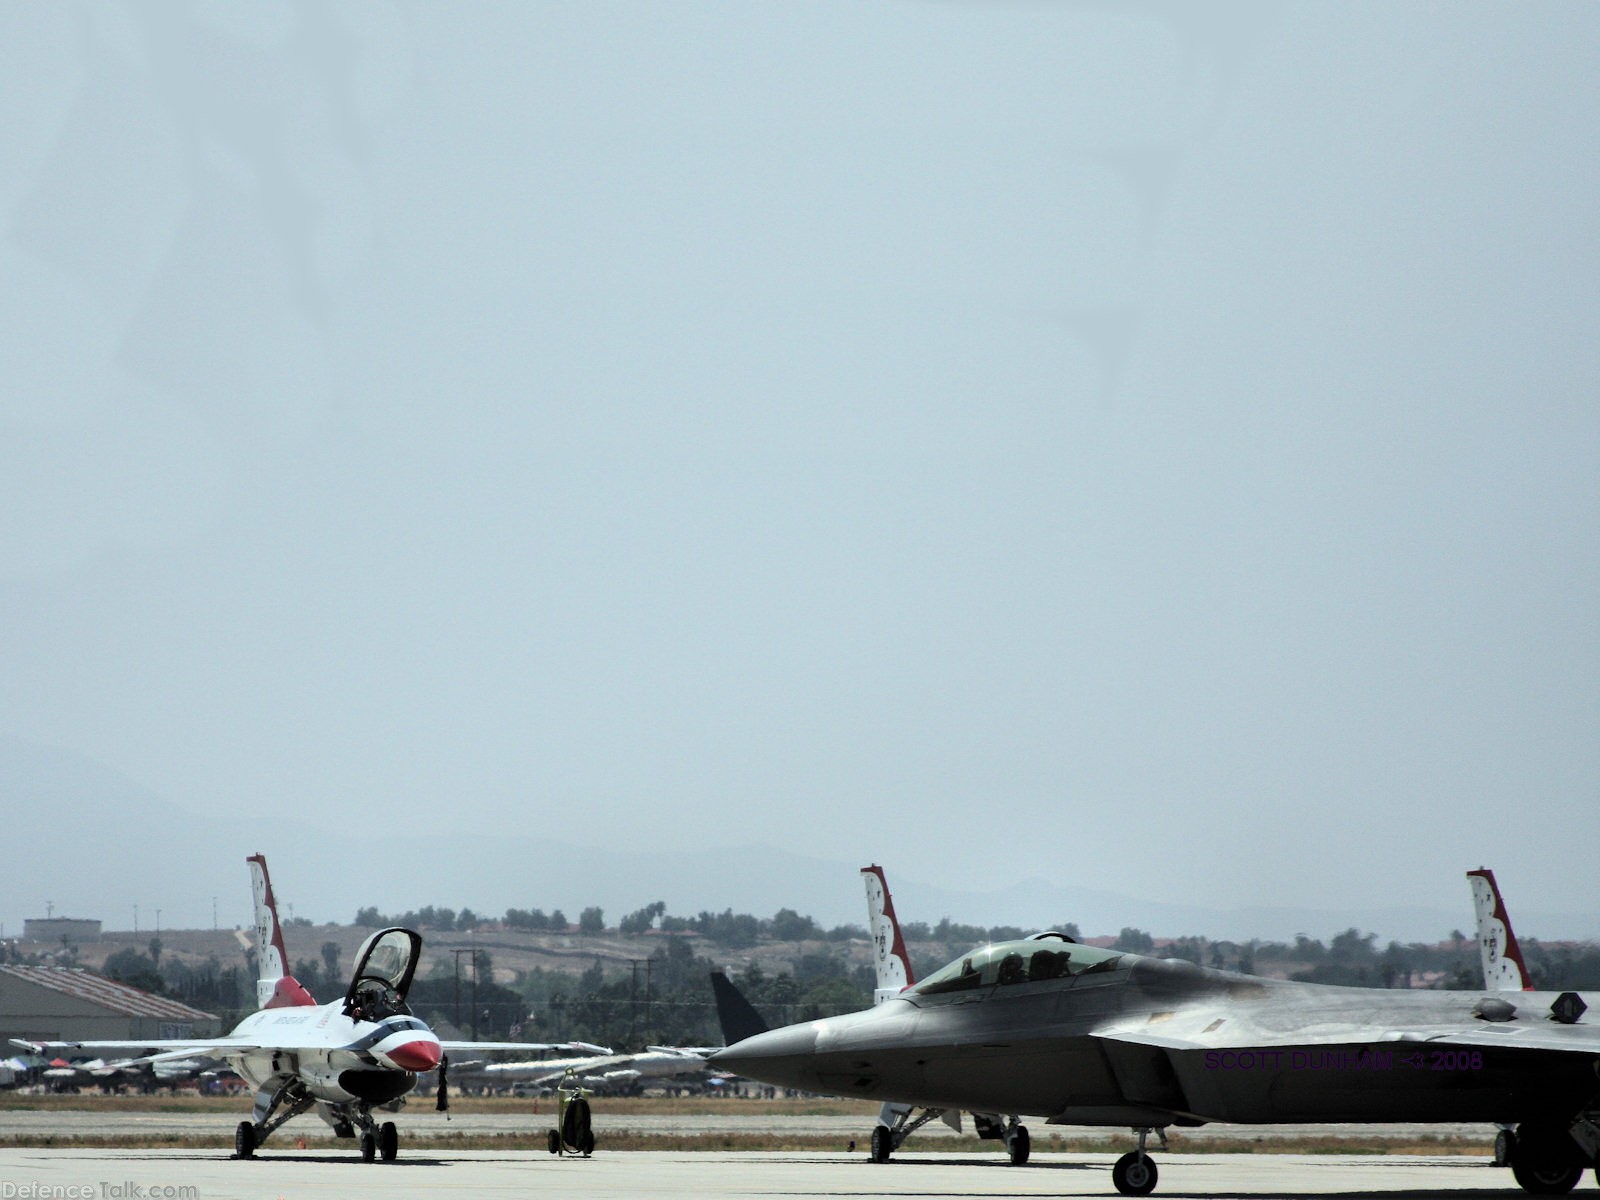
left=4, top=734, right=1597, bottom=944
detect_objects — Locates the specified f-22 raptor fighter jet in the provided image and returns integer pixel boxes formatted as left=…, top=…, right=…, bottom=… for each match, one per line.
left=713, top=871, right=1600, bottom=1196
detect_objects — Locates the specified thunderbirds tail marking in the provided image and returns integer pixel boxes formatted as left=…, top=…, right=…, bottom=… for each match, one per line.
left=247, top=853, right=315, bottom=1009
left=862, top=863, right=915, bottom=1004
left=1467, top=867, right=1533, bottom=992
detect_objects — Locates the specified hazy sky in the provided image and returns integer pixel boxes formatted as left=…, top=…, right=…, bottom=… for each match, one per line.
left=3, top=3, right=1597, bottom=928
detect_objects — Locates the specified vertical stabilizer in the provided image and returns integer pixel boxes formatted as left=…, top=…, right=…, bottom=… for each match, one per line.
left=709, top=972, right=769, bottom=1045
left=1467, top=868, right=1533, bottom=992
left=862, top=864, right=915, bottom=1004
left=247, top=854, right=315, bottom=1008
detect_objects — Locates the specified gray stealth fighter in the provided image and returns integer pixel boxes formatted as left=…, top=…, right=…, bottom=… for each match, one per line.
left=711, top=933, right=1600, bottom=1196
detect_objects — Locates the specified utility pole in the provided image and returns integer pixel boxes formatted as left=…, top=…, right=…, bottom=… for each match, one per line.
left=451, top=948, right=473, bottom=1034
left=628, top=960, right=640, bottom=1044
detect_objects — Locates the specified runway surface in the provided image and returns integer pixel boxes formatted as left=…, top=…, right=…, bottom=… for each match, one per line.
left=0, top=1147, right=1547, bottom=1200
left=0, top=1106, right=1501, bottom=1142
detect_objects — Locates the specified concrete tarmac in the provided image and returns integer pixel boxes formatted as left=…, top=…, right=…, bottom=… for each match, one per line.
left=0, top=1106, right=1503, bottom=1143
left=0, top=1147, right=1553, bottom=1200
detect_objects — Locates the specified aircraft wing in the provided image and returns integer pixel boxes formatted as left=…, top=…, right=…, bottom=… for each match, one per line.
left=437, top=1040, right=611, bottom=1055
left=1092, top=995, right=1600, bottom=1058
left=11, top=1037, right=255, bottom=1071
left=11, top=1036, right=246, bottom=1056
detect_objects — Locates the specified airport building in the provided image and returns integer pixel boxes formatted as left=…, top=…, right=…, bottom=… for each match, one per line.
left=0, top=965, right=218, bottom=1045
left=21, top=918, right=101, bottom=945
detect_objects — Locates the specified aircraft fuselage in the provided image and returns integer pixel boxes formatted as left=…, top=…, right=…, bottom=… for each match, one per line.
left=715, top=956, right=1599, bottom=1127
left=226, top=1005, right=442, bottom=1107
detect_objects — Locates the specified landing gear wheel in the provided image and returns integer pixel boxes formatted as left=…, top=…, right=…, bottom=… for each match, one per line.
left=359, top=1132, right=376, bottom=1163
left=1112, top=1151, right=1158, bottom=1196
left=579, top=1128, right=595, bottom=1156
left=1495, top=1129, right=1516, bottom=1168
left=234, top=1121, right=256, bottom=1159
left=1510, top=1160, right=1582, bottom=1195
left=870, top=1125, right=893, bottom=1163
left=378, top=1121, right=398, bottom=1162
left=547, top=1128, right=560, bottom=1154
left=1008, top=1125, right=1031, bottom=1165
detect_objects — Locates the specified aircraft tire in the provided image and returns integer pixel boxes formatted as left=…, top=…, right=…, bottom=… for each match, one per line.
left=1510, top=1159, right=1583, bottom=1196
left=580, top=1128, right=596, bottom=1156
left=1495, top=1129, right=1516, bottom=1168
left=1008, top=1126, right=1031, bottom=1166
left=1510, top=1123, right=1586, bottom=1195
left=547, top=1128, right=560, bottom=1154
left=870, top=1125, right=893, bottom=1163
left=378, top=1121, right=398, bottom=1162
left=1112, top=1151, right=1158, bottom=1196
left=234, top=1121, right=255, bottom=1159
left=359, top=1132, right=376, bottom=1163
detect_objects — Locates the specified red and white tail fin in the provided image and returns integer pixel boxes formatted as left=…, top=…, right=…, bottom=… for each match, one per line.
left=1467, top=868, right=1533, bottom=992
left=862, top=864, right=915, bottom=1004
left=247, top=854, right=316, bottom=1009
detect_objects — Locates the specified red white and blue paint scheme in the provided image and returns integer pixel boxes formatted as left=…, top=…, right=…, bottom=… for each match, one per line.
left=1470, top=866, right=1535, bottom=993
left=13, top=854, right=606, bottom=1162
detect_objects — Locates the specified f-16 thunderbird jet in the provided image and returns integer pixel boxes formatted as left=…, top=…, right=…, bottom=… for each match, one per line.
left=712, top=873, right=1600, bottom=1196
left=13, top=855, right=607, bottom=1162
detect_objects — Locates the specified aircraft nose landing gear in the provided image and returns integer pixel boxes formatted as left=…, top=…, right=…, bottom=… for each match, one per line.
left=1111, top=1126, right=1166, bottom=1196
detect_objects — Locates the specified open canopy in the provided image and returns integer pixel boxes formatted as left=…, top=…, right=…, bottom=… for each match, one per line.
left=342, top=927, right=422, bottom=1020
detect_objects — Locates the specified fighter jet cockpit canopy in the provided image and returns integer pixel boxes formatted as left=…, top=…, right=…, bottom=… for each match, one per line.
left=343, top=927, right=423, bottom=1021
left=911, top=935, right=1126, bottom=996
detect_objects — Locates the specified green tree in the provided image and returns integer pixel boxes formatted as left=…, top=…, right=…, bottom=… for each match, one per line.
left=768, top=908, right=819, bottom=941
left=1115, top=927, right=1154, bottom=953
left=103, top=948, right=165, bottom=995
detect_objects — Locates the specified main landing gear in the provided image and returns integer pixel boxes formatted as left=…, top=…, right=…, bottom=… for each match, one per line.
left=869, top=1108, right=1031, bottom=1166
left=1111, top=1126, right=1166, bottom=1196
left=1006, top=1121, right=1031, bottom=1166
left=233, top=1077, right=315, bottom=1160
left=231, top=1079, right=400, bottom=1164
left=1506, top=1120, right=1596, bottom=1195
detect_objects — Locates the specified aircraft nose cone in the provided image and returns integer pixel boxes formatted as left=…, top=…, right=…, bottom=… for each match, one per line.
left=711, top=1024, right=818, bottom=1090
left=386, top=1039, right=441, bottom=1072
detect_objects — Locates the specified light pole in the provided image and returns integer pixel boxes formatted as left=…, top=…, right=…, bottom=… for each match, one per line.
left=451, top=949, right=474, bottom=1035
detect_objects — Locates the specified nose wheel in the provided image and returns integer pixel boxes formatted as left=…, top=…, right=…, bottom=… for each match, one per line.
left=1112, top=1151, right=1158, bottom=1196
left=1112, top=1126, right=1165, bottom=1196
